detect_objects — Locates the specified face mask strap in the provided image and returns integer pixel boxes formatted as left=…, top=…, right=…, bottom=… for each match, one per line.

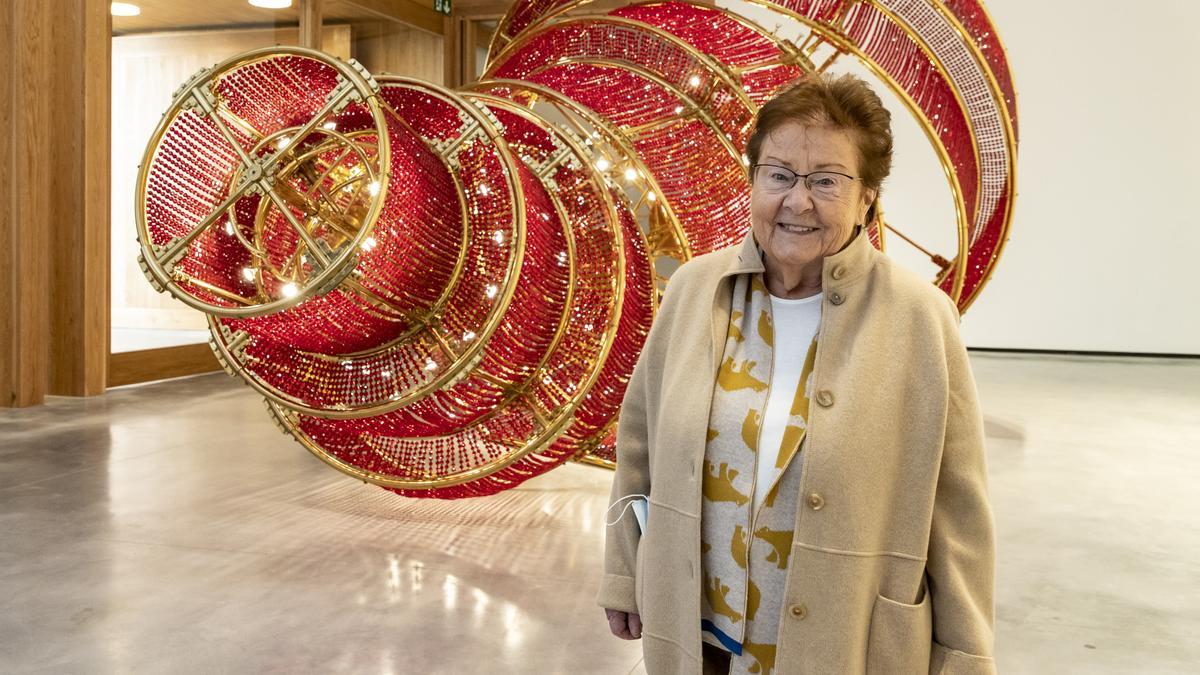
left=605, top=493, right=649, bottom=527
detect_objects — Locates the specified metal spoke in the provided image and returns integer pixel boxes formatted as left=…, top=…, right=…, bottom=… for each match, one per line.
left=193, top=89, right=257, bottom=169
left=883, top=221, right=952, bottom=270
left=426, top=327, right=458, bottom=360
left=174, top=273, right=259, bottom=305
left=816, top=49, right=843, bottom=74
left=265, top=187, right=332, bottom=269
left=155, top=179, right=257, bottom=268
left=214, top=104, right=266, bottom=143
left=272, top=177, right=357, bottom=240
left=261, top=83, right=357, bottom=173
left=525, top=394, right=550, bottom=429
left=305, top=146, right=353, bottom=199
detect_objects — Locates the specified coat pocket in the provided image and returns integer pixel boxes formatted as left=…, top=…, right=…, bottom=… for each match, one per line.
left=865, top=584, right=933, bottom=674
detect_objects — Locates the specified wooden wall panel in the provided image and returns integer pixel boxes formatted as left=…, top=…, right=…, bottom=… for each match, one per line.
left=108, top=344, right=221, bottom=388
left=49, top=0, right=111, bottom=396
left=351, top=21, right=444, bottom=83
left=3, top=1, right=54, bottom=407
left=1, top=0, right=109, bottom=407
left=0, top=1, right=15, bottom=405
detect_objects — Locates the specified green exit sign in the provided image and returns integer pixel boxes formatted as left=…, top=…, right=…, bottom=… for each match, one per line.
left=433, top=0, right=451, bottom=15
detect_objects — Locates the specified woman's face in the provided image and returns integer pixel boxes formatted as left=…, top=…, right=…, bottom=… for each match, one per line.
left=750, top=121, right=876, bottom=277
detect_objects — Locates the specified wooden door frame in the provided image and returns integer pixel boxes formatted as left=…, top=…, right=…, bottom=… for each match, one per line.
left=2, top=0, right=112, bottom=406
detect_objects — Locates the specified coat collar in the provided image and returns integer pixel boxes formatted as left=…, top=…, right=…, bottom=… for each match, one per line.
left=710, top=226, right=877, bottom=375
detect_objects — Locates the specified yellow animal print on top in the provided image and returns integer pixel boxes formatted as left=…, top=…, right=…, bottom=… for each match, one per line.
left=742, top=640, right=777, bottom=675
left=763, top=483, right=780, bottom=509
left=729, top=311, right=746, bottom=342
left=777, top=424, right=805, bottom=469
left=745, top=578, right=762, bottom=622
left=703, top=460, right=750, bottom=506
left=741, top=408, right=762, bottom=451
left=757, top=310, right=774, bottom=347
left=717, top=356, right=768, bottom=393
left=751, top=275, right=769, bottom=296
left=701, top=540, right=712, bottom=554
left=731, top=525, right=749, bottom=569
left=707, top=427, right=720, bottom=442
left=705, top=575, right=744, bottom=624
left=753, top=525, right=794, bottom=569
left=790, top=340, right=819, bottom=417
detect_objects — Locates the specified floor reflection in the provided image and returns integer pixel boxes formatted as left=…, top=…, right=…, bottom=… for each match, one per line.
left=1, top=353, right=1198, bottom=672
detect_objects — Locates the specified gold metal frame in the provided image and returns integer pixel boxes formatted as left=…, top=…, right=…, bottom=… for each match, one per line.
left=207, top=75, right=531, bottom=419
left=486, top=0, right=1020, bottom=308
left=920, top=0, right=1019, bottom=312
left=474, top=77, right=694, bottom=282
left=135, top=46, right=392, bottom=317
left=267, top=90, right=633, bottom=490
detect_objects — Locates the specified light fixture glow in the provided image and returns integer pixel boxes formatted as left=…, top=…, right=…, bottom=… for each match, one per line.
left=688, top=75, right=701, bottom=87
left=595, top=158, right=611, bottom=172
left=111, top=3, right=141, bottom=16
left=281, top=283, right=299, bottom=298
left=241, top=267, right=256, bottom=282
left=322, top=120, right=338, bottom=131
left=248, top=0, right=293, bottom=8
left=623, top=168, right=638, bottom=181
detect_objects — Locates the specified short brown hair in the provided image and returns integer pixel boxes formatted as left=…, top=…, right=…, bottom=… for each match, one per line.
left=746, top=73, right=893, bottom=193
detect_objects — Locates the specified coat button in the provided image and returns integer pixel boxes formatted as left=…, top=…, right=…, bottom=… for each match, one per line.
left=829, top=291, right=844, bottom=305
left=831, top=264, right=846, bottom=280
left=789, top=604, right=808, bottom=620
left=807, top=493, right=825, bottom=510
left=816, top=390, right=834, bottom=407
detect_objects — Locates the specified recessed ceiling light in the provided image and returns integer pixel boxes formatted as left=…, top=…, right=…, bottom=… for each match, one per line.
left=110, top=2, right=141, bottom=16
left=249, top=0, right=293, bottom=8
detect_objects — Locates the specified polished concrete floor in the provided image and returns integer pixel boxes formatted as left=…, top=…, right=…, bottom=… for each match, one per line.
left=1, top=353, right=1197, bottom=674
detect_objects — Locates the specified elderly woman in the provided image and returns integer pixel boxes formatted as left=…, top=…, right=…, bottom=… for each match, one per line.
left=598, top=73, right=995, bottom=675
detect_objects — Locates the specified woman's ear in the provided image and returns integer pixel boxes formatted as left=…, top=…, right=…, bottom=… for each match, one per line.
left=859, top=189, right=878, bottom=225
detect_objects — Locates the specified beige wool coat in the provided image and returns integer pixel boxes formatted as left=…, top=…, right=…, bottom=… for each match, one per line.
left=597, top=229, right=996, bottom=675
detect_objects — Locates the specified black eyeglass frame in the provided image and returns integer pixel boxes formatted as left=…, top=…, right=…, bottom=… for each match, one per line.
left=750, top=163, right=861, bottom=192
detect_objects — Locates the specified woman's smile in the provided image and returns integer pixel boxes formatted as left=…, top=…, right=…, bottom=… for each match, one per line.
left=776, top=222, right=818, bottom=234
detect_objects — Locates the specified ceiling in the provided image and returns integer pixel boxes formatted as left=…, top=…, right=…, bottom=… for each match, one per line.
left=112, top=1, right=301, bottom=35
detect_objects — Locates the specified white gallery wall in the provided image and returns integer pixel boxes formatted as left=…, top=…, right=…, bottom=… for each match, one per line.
left=957, top=0, right=1199, bottom=355
left=719, top=0, right=1200, bottom=355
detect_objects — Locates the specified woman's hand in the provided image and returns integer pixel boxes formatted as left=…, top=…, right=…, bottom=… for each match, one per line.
left=605, top=608, right=643, bottom=640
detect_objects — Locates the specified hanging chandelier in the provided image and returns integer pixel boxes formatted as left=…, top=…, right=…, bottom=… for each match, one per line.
left=134, top=0, right=1018, bottom=498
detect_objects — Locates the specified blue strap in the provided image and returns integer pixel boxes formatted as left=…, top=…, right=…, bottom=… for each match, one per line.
left=700, top=619, right=743, bottom=656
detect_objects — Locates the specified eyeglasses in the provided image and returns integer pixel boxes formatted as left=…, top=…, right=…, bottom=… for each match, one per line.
left=751, top=164, right=860, bottom=200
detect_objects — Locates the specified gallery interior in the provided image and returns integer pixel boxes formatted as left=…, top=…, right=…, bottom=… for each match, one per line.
left=1, top=0, right=1196, bottom=672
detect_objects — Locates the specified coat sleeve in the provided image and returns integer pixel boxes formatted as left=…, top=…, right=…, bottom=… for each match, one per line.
left=595, top=261, right=696, bottom=614
left=594, top=312, right=657, bottom=614
left=928, top=305, right=998, bottom=674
